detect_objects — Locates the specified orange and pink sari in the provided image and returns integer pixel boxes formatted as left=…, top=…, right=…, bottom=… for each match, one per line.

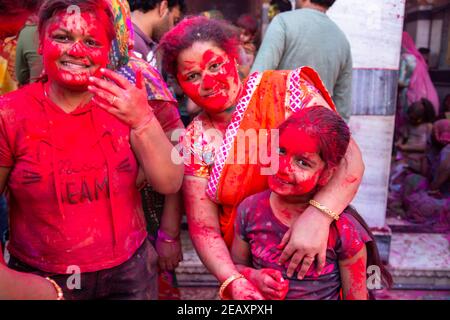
left=182, top=67, right=336, bottom=247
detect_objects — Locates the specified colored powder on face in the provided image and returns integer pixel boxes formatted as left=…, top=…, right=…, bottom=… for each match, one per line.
left=268, top=125, right=324, bottom=197
left=42, top=11, right=111, bottom=89
left=177, top=44, right=240, bottom=114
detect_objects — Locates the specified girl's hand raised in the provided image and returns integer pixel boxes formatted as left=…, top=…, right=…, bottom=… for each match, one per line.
left=88, top=68, right=154, bottom=129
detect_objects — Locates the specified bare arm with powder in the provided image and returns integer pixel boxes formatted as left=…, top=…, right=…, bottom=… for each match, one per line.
left=156, top=192, right=183, bottom=270
left=0, top=167, right=57, bottom=300
left=339, top=246, right=369, bottom=300
left=278, top=137, right=365, bottom=279
left=183, top=176, right=263, bottom=300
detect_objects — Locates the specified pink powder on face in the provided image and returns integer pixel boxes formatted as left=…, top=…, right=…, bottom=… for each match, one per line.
left=177, top=45, right=240, bottom=114
left=41, top=11, right=110, bottom=89
left=268, top=125, right=325, bottom=197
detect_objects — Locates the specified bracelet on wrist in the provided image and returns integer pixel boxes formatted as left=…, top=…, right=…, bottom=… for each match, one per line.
left=309, top=199, right=340, bottom=221
left=45, top=277, right=64, bottom=300
left=157, top=229, right=180, bottom=243
left=218, top=273, right=245, bottom=300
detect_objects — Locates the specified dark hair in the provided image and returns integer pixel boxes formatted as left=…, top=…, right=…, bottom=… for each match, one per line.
left=158, top=16, right=240, bottom=77
left=128, top=0, right=185, bottom=13
left=418, top=47, right=430, bottom=54
left=270, top=0, right=292, bottom=13
left=0, top=0, right=43, bottom=20
left=0, top=0, right=39, bottom=12
left=236, top=14, right=258, bottom=35
left=408, top=98, right=436, bottom=124
left=0, top=0, right=42, bottom=37
left=311, top=0, right=336, bottom=9
left=279, top=106, right=350, bottom=169
left=38, top=0, right=115, bottom=41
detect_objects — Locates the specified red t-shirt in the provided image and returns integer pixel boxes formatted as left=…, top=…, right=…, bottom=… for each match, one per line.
left=0, top=82, right=149, bottom=274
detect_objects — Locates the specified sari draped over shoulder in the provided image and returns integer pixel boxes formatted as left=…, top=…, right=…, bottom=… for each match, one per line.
left=182, top=66, right=336, bottom=247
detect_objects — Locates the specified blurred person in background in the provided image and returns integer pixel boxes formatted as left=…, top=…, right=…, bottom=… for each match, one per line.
left=268, top=0, right=293, bottom=22
left=235, top=14, right=259, bottom=79
left=252, top=0, right=352, bottom=122
left=15, top=0, right=45, bottom=86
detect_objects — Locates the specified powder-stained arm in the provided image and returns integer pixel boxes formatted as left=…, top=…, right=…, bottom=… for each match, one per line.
left=183, top=175, right=263, bottom=300
left=339, top=245, right=369, bottom=300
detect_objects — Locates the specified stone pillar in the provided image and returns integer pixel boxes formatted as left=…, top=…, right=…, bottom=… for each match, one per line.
left=327, top=0, right=406, bottom=263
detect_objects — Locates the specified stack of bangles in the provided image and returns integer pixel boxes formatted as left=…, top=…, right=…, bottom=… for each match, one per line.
left=157, top=229, right=180, bottom=243
left=219, top=273, right=245, bottom=300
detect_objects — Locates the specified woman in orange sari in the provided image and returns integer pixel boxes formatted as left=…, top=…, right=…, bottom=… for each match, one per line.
left=159, top=16, right=364, bottom=299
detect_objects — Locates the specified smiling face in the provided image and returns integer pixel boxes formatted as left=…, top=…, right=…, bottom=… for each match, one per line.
left=40, top=10, right=111, bottom=90
left=176, top=41, right=241, bottom=114
left=268, top=124, right=330, bottom=198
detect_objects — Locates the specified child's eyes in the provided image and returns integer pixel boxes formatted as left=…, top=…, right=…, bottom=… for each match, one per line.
left=295, top=158, right=311, bottom=168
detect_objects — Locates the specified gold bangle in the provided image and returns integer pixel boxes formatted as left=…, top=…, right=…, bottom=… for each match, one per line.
left=218, top=273, right=244, bottom=300
left=309, top=199, right=340, bottom=221
left=45, top=277, right=64, bottom=300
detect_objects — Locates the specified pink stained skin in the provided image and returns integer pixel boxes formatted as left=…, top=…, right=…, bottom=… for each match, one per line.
left=268, top=125, right=330, bottom=200
left=242, top=268, right=289, bottom=300
left=340, top=248, right=368, bottom=300
left=176, top=42, right=242, bottom=114
left=40, top=11, right=111, bottom=91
